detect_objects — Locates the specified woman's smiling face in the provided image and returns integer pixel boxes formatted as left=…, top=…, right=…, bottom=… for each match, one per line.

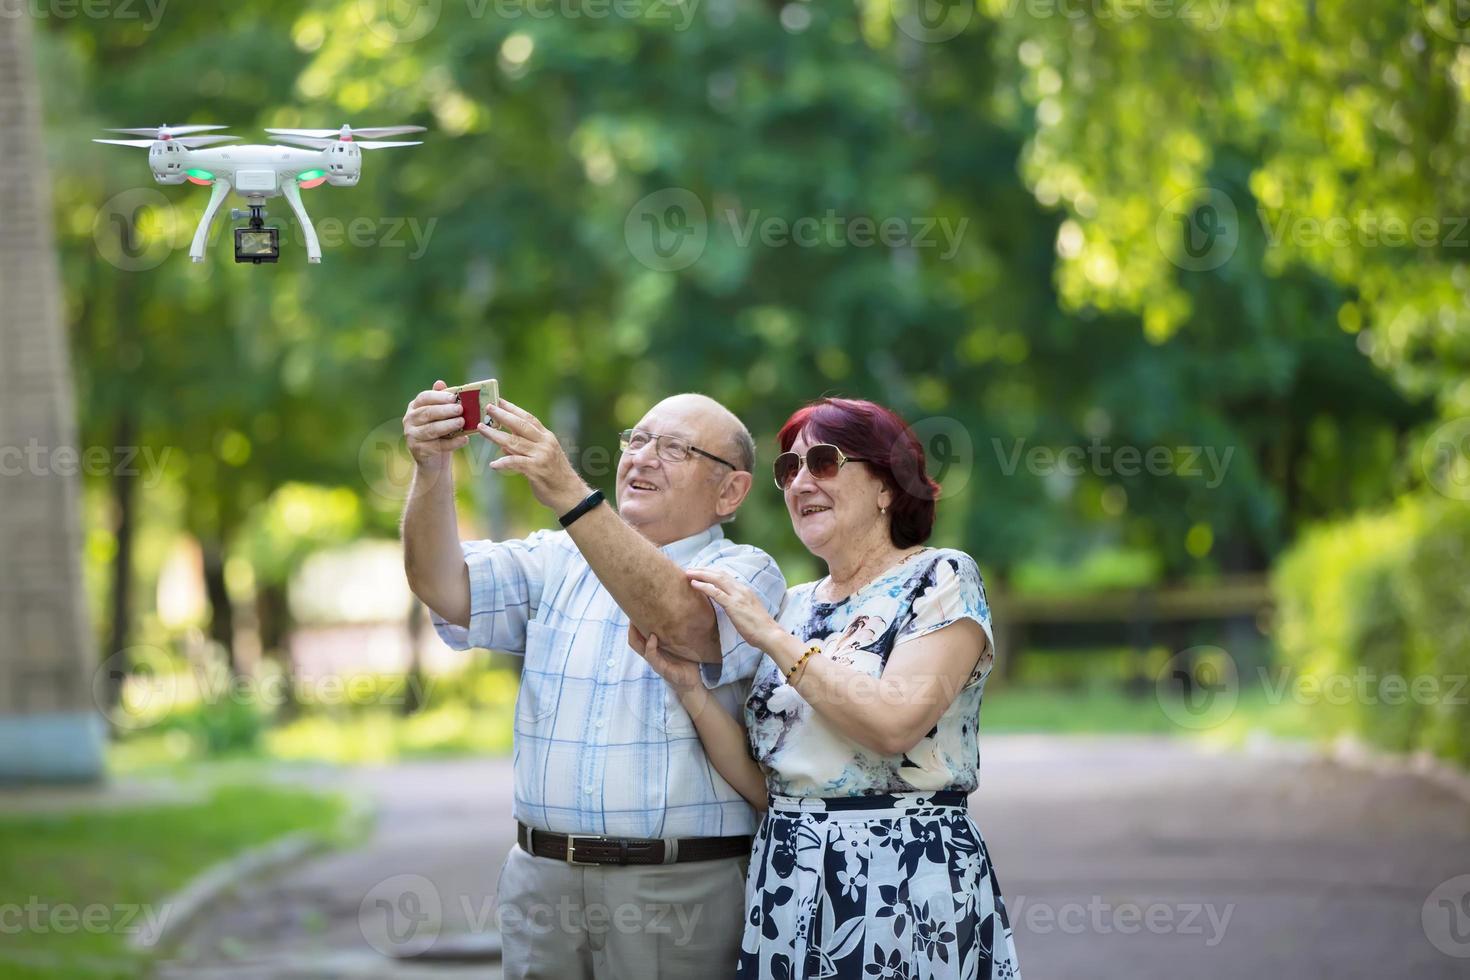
left=783, top=431, right=890, bottom=559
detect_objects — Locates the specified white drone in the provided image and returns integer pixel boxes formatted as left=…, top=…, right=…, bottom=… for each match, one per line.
left=94, top=123, right=425, bottom=264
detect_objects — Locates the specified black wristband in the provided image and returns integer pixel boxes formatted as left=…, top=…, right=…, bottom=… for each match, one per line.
left=558, top=488, right=605, bottom=528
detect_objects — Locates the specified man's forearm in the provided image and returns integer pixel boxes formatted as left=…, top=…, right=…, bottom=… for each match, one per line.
left=565, top=505, right=721, bottom=663
left=401, top=462, right=472, bottom=629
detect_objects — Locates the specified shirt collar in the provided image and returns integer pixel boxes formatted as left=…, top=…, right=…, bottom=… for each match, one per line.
left=659, top=523, right=725, bottom=566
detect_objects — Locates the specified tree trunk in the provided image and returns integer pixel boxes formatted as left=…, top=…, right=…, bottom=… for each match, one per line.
left=402, top=599, right=427, bottom=716
left=0, top=11, right=104, bottom=781
left=255, top=582, right=299, bottom=719
left=200, top=540, right=239, bottom=675
left=103, top=412, right=137, bottom=719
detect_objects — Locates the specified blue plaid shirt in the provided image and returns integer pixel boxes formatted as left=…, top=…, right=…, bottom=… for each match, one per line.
left=433, top=523, right=786, bottom=838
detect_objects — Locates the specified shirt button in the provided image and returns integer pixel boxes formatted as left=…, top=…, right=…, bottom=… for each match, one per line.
left=584, top=784, right=593, bottom=794
left=606, top=658, right=616, bottom=667
left=596, top=720, right=605, bottom=729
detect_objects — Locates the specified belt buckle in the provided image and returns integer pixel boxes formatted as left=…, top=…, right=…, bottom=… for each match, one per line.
left=565, top=834, right=604, bottom=866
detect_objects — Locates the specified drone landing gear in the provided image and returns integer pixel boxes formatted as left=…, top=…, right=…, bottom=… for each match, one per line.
left=281, top=180, right=322, bottom=264
left=190, top=176, right=232, bottom=263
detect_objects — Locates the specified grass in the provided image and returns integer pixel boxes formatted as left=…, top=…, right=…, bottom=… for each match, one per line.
left=983, top=683, right=1180, bottom=733
left=0, top=783, right=349, bottom=980
left=984, top=680, right=1342, bottom=748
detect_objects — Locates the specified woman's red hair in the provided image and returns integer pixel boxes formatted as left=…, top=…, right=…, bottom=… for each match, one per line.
left=776, top=397, right=939, bottom=548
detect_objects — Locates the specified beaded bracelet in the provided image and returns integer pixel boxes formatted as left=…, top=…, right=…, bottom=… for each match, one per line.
left=786, top=642, right=822, bottom=684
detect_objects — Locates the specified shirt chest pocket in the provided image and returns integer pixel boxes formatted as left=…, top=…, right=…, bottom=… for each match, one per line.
left=518, top=620, right=575, bottom=726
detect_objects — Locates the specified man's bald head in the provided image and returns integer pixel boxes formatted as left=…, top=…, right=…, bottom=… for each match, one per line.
left=616, top=393, right=757, bottom=544
left=651, top=393, right=755, bottom=475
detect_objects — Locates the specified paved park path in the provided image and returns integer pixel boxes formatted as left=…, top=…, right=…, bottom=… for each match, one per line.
left=156, top=735, right=1470, bottom=979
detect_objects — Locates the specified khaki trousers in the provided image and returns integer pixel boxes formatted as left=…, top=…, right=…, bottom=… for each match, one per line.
left=496, top=843, right=748, bottom=980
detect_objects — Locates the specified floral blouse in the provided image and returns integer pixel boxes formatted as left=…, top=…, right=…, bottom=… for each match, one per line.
left=744, top=547, right=996, bottom=798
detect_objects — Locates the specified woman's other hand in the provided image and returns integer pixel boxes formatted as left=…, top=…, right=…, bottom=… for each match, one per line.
left=686, top=567, right=786, bottom=653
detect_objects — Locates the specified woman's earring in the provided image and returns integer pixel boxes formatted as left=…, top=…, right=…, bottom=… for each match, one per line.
left=879, top=505, right=887, bottom=515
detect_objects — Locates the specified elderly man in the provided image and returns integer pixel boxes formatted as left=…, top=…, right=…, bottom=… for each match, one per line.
left=401, top=383, right=784, bottom=980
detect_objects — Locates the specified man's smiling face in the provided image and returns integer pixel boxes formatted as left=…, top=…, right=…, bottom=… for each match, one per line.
left=615, top=394, right=749, bottom=545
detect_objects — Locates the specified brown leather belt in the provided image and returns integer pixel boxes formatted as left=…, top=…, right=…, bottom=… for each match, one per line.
left=517, top=822, right=751, bottom=866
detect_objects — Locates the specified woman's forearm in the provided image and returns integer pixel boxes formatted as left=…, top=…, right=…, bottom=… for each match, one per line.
left=679, top=686, right=768, bottom=811
left=760, top=631, right=931, bottom=756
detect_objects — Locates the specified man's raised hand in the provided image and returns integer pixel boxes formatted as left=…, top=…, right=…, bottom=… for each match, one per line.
left=479, top=398, right=591, bottom=515
left=403, top=380, right=472, bottom=468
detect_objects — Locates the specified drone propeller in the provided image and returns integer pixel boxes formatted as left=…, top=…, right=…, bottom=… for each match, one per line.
left=265, top=124, right=426, bottom=142
left=173, top=135, right=240, bottom=148
left=268, top=134, right=422, bottom=150
left=104, top=124, right=231, bottom=140
left=94, top=134, right=239, bottom=149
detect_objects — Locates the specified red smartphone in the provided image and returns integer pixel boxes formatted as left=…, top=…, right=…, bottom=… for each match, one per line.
left=446, top=379, right=499, bottom=433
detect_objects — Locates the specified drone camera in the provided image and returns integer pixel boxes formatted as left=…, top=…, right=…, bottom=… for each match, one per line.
left=233, top=205, right=279, bottom=264
left=234, top=228, right=279, bottom=264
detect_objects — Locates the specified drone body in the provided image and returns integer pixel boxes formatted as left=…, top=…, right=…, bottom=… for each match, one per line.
left=94, top=124, right=425, bottom=264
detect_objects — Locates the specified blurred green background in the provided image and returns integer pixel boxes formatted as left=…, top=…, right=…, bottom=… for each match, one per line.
left=7, top=0, right=1470, bottom=975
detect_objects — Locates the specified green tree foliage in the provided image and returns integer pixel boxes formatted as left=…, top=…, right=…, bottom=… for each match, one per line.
left=33, top=0, right=1456, bottom=667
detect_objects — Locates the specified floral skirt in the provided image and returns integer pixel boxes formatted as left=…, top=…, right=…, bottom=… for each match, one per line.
left=736, top=791, right=1020, bottom=980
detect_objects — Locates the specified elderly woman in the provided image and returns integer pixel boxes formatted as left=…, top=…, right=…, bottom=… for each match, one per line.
left=635, top=397, right=1021, bottom=979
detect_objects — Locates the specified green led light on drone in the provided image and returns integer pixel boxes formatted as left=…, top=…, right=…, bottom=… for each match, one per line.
left=297, top=169, right=326, bottom=181
left=185, top=168, right=214, bottom=180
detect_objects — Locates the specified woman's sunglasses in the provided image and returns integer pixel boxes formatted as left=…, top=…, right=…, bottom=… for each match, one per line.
left=773, top=444, right=868, bottom=490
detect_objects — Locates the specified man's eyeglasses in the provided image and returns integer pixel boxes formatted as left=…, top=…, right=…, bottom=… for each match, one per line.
left=619, top=429, right=739, bottom=471
left=774, top=444, right=868, bottom=490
